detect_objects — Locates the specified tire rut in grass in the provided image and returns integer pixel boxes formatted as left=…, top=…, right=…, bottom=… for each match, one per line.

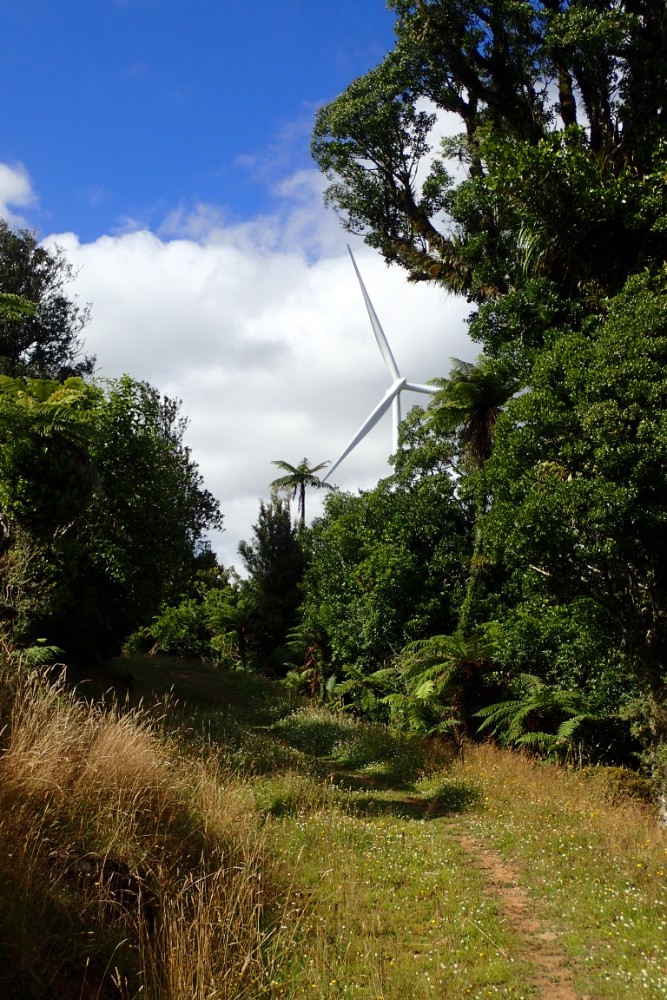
left=458, top=833, right=580, bottom=1000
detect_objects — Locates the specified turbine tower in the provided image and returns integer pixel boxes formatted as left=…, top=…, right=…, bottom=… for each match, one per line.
left=323, top=247, right=437, bottom=483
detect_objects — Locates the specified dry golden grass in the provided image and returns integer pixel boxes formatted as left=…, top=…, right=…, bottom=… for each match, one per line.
left=455, top=741, right=664, bottom=859
left=0, top=666, right=274, bottom=1000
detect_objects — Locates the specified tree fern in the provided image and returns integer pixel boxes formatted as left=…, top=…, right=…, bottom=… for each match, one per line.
left=475, top=674, right=594, bottom=758
left=374, top=632, right=495, bottom=737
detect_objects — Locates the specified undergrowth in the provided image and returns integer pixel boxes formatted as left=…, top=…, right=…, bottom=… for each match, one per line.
left=2, top=655, right=666, bottom=998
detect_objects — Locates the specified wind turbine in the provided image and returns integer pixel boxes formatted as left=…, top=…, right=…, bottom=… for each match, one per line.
left=323, top=247, right=437, bottom=483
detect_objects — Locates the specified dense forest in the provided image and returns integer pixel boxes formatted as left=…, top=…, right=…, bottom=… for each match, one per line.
left=2, top=0, right=667, bottom=796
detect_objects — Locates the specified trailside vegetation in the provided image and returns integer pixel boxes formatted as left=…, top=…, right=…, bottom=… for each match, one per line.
left=297, top=0, right=667, bottom=787
left=0, top=372, right=221, bottom=658
left=0, top=226, right=222, bottom=659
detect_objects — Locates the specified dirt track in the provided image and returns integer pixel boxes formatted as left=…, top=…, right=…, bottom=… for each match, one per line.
left=458, top=832, right=581, bottom=1000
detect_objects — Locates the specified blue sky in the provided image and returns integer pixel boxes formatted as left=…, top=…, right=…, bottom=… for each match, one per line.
left=1, top=1, right=474, bottom=569
left=2, top=0, right=396, bottom=239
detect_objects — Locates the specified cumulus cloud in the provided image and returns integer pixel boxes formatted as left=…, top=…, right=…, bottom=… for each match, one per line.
left=35, top=164, right=476, bottom=570
left=0, top=162, right=37, bottom=227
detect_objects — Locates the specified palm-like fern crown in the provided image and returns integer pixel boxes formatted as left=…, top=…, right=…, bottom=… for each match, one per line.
left=429, top=358, right=519, bottom=467
left=270, top=458, right=333, bottom=521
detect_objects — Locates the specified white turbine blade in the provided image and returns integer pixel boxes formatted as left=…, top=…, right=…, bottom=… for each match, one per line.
left=323, top=383, right=401, bottom=482
left=404, top=381, right=437, bottom=395
left=347, top=245, right=401, bottom=381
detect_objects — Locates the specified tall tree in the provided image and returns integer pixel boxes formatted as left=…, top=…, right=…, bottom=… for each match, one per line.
left=270, top=458, right=333, bottom=524
left=0, top=374, right=222, bottom=656
left=0, top=222, right=94, bottom=379
left=88, top=377, right=222, bottom=636
left=312, top=0, right=667, bottom=328
left=238, top=497, right=306, bottom=670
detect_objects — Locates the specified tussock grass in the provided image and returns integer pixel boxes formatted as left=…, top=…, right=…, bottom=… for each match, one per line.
left=0, top=665, right=273, bottom=999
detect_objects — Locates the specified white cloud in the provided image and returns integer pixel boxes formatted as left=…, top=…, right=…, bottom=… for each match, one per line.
left=0, top=162, right=37, bottom=227
left=44, top=170, right=475, bottom=571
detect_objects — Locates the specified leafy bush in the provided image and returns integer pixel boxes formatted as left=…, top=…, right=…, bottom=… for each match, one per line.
left=147, top=598, right=210, bottom=658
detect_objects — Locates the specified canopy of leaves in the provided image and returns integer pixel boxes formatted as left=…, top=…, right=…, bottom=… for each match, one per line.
left=0, top=222, right=94, bottom=379
left=483, top=272, right=667, bottom=697
left=299, top=462, right=470, bottom=678
left=312, top=0, right=667, bottom=341
left=0, top=374, right=222, bottom=656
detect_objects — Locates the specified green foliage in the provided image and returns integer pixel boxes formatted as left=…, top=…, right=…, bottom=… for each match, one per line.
left=475, top=674, right=593, bottom=756
left=270, top=705, right=432, bottom=785
left=427, top=356, right=520, bottom=470
left=299, top=461, right=469, bottom=680
left=484, top=599, right=626, bottom=702
left=376, top=631, right=496, bottom=738
left=205, top=585, right=259, bottom=669
left=0, top=376, right=102, bottom=644
left=0, top=374, right=99, bottom=526
left=0, top=292, right=36, bottom=322
left=124, top=575, right=257, bottom=667
left=0, top=222, right=94, bottom=378
left=238, top=497, right=306, bottom=672
left=0, top=629, right=63, bottom=672
left=312, top=53, right=452, bottom=283
left=88, top=376, right=222, bottom=634
left=146, top=598, right=210, bottom=659
left=279, top=620, right=332, bottom=700
left=479, top=128, right=667, bottom=302
left=0, top=372, right=222, bottom=657
left=483, top=272, right=667, bottom=689
left=308, top=1, right=667, bottom=772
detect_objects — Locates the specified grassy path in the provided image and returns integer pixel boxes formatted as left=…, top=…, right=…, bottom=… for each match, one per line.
left=92, top=658, right=667, bottom=1000
left=253, top=708, right=667, bottom=1000
left=267, top=796, right=534, bottom=999
left=261, top=772, right=577, bottom=999
left=457, top=832, right=576, bottom=1000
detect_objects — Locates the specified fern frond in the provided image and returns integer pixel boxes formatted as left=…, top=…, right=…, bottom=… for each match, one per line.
left=556, top=713, right=591, bottom=741
left=413, top=679, right=436, bottom=701
left=15, top=643, right=64, bottom=668
left=516, top=731, right=558, bottom=748
left=369, top=666, right=401, bottom=683
left=475, top=700, right=524, bottom=731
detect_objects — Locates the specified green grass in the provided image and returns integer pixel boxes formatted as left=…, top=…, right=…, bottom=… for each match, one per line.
left=69, top=654, right=296, bottom=728
left=3, top=655, right=667, bottom=998
left=450, top=746, right=667, bottom=999
left=266, top=804, right=531, bottom=999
